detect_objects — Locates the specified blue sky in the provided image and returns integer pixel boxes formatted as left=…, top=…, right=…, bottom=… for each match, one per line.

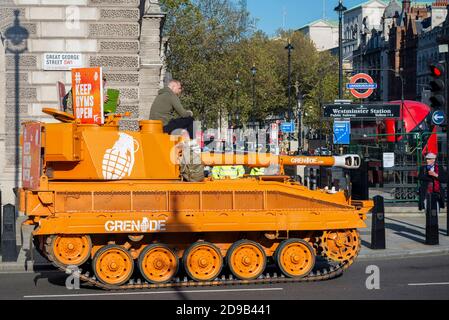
left=246, top=0, right=378, bottom=36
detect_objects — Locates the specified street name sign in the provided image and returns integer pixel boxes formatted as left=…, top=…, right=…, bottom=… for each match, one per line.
left=323, top=103, right=401, bottom=119
left=43, top=53, right=83, bottom=71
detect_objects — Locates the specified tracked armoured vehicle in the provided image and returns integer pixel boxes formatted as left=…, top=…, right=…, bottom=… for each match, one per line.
left=18, top=109, right=372, bottom=290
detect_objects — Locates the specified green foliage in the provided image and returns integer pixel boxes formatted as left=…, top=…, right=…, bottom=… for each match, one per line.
left=159, top=0, right=339, bottom=130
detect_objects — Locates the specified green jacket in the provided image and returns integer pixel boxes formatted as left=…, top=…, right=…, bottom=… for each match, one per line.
left=149, top=87, right=191, bottom=126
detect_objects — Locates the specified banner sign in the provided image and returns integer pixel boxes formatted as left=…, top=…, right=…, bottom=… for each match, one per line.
left=323, top=104, right=401, bottom=119
left=43, top=53, right=83, bottom=71
left=22, top=122, right=42, bottom=190
left=71, top=67, right=104, bottom=125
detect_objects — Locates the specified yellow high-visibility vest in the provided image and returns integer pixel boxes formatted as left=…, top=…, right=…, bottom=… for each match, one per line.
left=250, top=167, right=265, bottom=176
left=211, top=166, right=245, bottom=180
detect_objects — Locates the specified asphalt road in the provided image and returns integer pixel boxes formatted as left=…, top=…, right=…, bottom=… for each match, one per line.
left=0, top=254, right=448, bottom=300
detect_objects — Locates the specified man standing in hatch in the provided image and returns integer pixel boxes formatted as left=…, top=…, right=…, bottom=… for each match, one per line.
left=150, top=80, right=194, bottom=139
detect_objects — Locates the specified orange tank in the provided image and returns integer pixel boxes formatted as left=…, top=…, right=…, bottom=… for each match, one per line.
left=19, top=109, right=372, bottom=289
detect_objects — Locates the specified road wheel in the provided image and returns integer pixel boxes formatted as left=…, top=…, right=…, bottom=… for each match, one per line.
left=275, top=239, right=315, bottom=278
left=183, top=242, right=223, bottom=281
left=138, top=244, right=178, bottom=284
left=227, top=240, right=266, bottom=280
left=93, top=245, right=134, bottom=286
left=48, top=235, right=91, bottom=268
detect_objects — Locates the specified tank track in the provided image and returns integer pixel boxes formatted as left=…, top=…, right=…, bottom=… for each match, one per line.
left=43, top=233, right=361, bottom=291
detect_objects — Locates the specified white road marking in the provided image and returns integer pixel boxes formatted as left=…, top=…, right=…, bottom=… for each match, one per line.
left=408, top=282, right=449, bottom=286
left=24, top=287, right=283, bottom=299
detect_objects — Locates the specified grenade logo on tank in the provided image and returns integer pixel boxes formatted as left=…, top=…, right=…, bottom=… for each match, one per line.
left=102, top=133, right=138, bottom=180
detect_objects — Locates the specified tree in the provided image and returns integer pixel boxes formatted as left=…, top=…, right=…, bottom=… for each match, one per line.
left=159, top=0, right=339, bottom=132
left=160, top=0, right=252, bottom=127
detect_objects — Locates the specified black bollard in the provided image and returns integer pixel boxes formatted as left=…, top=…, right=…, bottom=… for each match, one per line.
left=371, top=196, right=386, bottom=249
left=1, top=204, right=17, bottom=262
left=0, top=191, right=2, bottom=254
left=425, top=193, right=439, bottom=245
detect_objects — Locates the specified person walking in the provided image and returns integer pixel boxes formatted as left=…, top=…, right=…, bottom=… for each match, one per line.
left=150, top=80, right=194, bottom=138
left=418, top=153, right=447, bottom=211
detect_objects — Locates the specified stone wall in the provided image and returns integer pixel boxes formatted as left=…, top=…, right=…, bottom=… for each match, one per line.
left=0, top=0, right=165, bottom=204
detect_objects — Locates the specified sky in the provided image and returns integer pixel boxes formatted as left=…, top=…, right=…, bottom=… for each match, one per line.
left=246, top=0, right=380, bottom=36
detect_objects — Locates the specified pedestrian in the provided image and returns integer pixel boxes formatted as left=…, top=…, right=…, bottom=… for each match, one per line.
left=418, top=152, right=447, bottom=211
left=149, top=80, right=194, bottom=139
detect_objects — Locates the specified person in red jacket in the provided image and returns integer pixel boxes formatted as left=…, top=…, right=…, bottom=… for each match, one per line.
left=418, top=153, right=447, bottom=211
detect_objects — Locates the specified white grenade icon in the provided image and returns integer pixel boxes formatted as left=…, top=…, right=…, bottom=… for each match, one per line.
left=102, top=133, right=137, bottom=180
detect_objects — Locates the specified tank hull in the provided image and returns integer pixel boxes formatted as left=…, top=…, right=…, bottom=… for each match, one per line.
left=24, top=179, right=367, bottom=236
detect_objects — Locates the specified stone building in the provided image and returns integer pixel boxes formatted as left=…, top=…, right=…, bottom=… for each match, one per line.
left=416, top=1, right=449, bottom=101
left=0, top=0, right=166, bottom=204
left=387, top=1, right=430, bottom=100
left=342, top=0, right=387, bottom=66
left=352, top=1, right=448, bottom=102
left=297, top=19, right=339, bottom=52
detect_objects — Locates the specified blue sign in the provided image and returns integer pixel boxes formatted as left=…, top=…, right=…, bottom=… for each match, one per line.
left=281, top=122, right=295, bottom=133
left=346, top=83, right=378, bottom=90
left=333, top=121, right=351, bottom=145
left=432, top=111, right=446, bottom=126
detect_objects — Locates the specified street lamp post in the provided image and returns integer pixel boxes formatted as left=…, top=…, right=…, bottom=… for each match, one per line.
left=4, top=10, right=29, bottom=196
left=250, top=64, right=257, bottom=127
left=285, top=39, right=294, bottom=121
left=335, top=0, right=347, bottom=99
left=235, top=73, right=241, bottom=128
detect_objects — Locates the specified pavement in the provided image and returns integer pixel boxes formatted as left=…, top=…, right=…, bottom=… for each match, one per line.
left=0, top=212, right=449, bottom=272
left=358, top=214, right=449, bottom=260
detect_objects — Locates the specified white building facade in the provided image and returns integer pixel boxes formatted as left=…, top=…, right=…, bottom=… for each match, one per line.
left=297, top=19, right=339, bottom=52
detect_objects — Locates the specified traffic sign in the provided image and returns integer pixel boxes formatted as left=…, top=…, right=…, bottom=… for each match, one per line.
left=281, top=122, right=295, bottom=133
left=333, top=121, right=351, bottom=145
left=432, top=110, right=446, bottom=126
left=347, top=73, right=377, bottom=99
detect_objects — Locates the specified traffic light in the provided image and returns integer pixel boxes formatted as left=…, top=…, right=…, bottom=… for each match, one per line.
left=429, top=63, right=446, bottom=109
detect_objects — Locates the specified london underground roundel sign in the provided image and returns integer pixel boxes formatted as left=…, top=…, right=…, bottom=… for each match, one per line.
left=346, top=73, right=377, bottom=99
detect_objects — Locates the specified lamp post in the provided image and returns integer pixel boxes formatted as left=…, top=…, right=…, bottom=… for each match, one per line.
left=5, top=10, right=29, bottom=195
left=335, top=0, right=347, bottom=99
left=285, top=39, right=294, bottom=121
left=235, top=73, right=241, bottom=127
left=250, top=64, right=257, bottom=127
left=294, top=81, right=304, bottom=150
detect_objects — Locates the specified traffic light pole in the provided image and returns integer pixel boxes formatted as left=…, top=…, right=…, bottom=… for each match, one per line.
left=444, top=52, right=449, bottom=237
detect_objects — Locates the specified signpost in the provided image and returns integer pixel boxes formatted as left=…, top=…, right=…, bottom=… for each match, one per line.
left=383, top=153, right=395, bottom=168
left=43, top=53, right=83, bottom=71
left=333, top=121, right=350, bottom=145
left=323, top=103, right=401, bottom=119
left=281, top=121, right=295, bottom=133
left=431, top=110, right=446, bottom=126
left=346, top=73, right=377, bottom=99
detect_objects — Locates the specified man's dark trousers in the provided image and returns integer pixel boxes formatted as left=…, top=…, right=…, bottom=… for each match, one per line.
left=163, top=117, right=194, bottom=138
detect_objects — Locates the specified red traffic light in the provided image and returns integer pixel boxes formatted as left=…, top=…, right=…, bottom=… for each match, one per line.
left=429, top=63, right=445, bottom=77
